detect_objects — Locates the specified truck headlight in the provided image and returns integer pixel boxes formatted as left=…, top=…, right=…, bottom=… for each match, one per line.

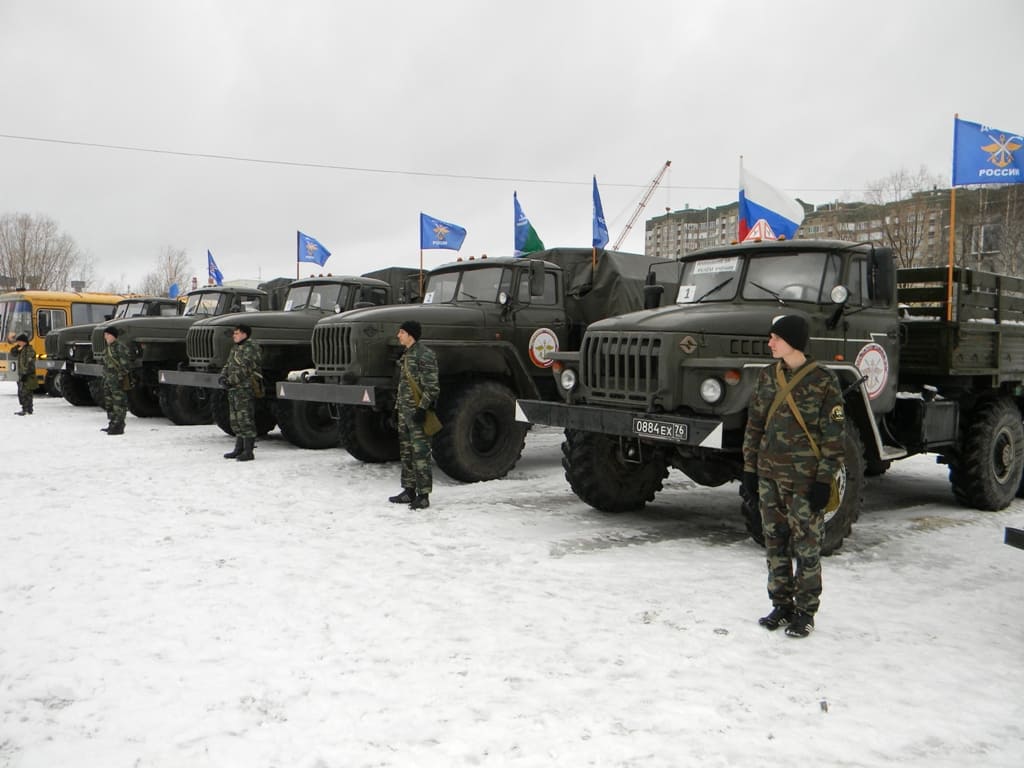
left=700, top=377, right=724, bottom=404
left=559, top=368, right=578, bottom=392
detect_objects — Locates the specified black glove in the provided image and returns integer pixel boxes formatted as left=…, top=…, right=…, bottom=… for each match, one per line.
left=218, top=375, right=229, bottom=388
left=808, top=480, right=831, bottom=513
left=741, top=471, right=759, bottom=499
left=412, top=407, right=428, bottom=425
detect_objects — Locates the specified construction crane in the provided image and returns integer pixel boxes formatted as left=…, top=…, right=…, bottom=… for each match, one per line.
left=612, top=160, right=671, bottom=250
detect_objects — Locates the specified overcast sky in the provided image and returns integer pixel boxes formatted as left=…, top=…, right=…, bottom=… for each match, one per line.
left=1, top=0, right=1021, bottom=290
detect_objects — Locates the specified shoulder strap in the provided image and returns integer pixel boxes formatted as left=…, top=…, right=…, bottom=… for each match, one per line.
left=764, top=361, right=818, bottom=428
left=402, top=354, right=423, bottom=406
left=785, top=390, right=821, bottom=458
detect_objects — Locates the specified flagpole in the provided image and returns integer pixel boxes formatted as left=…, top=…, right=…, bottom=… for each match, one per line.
left=946, top=114, right=958, bottom=323
left=296, top=231, right=300, bottom=280
left=419, top=249, right=424, bottom=298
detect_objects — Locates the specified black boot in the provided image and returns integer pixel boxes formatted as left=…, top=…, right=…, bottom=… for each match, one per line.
left=236, top=437, right=255, bottom=461
left=785, top=611, right=815, bottom=638
left=389, top=488, right=415, bottom=504
left=106, top=422, right=125, bottom=436
left=224, top=437, right=244, bottom=459
left=758, top=605, right=793, bottom=631
left=409, top=494, right=430, bottom=510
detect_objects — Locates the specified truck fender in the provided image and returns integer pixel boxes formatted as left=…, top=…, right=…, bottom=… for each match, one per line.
left=429, top=340, right=541, bottom=400
left=828, top=363, right=885, bottom=465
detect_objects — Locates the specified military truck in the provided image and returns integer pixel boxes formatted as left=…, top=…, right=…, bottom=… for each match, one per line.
left=276, top=248, right=676, bottom=482
left=158, top=269, right=419, bottom=448
left=41, top=296, right=182, bottom=406
left=75, top=281, right=289, bottom=424
left=515, top=239, right=1024, bottom=554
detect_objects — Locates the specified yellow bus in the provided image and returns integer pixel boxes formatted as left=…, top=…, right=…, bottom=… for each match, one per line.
left=1, top=289, right=125, bottom=393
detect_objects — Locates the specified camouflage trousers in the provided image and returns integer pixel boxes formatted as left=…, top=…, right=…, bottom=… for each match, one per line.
left=397, top=409, right=432, bottom=495
left=227, top=387, right=257, bottom=439
left=102, top=374, right=128, bottom=426
left=758, top=477, right=823, bottom=615
left=17, top=378, right=34, bottom=413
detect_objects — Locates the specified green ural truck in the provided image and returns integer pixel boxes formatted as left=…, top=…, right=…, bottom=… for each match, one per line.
left=75, top=281, right=289, bottom=423
left=275, top=248, right=676, bottom=482
left=41, top=296, right=182, bottom=407
left=515, top=238, right=1024, bottom=554
left=158, top=269, right=420, bottom=448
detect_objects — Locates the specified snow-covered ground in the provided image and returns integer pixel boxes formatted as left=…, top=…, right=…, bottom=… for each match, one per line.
left=1, top=382, right=1022, bottom=767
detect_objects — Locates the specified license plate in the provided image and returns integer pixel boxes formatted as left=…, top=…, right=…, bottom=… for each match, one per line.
left=632, top=417, right=688, bottom=442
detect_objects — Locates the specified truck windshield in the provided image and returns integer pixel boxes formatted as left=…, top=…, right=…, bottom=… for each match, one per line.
left=675, top=257, right=742, bottom=303
left=183, top=293, right=223, bottom=317
left=742, top=252, right=839, bottom=303
left=423, top=267, right=507, bottom=304
left=114, top=301, right=151, bottom=319
left=0, top=300, right=33, bottom=340
left=284, top=284, right=349, bottom=312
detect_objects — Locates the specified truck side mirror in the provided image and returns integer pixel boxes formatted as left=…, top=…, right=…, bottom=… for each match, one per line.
left=528, top=260, right=545, bottom=297
left=643, top=284, right=664, bottom=309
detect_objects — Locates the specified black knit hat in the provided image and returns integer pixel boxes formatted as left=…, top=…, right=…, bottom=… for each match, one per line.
left=770, top=315, right=809, bottom=352
left=234, top=323, right=252, bottom=338
left=103, top=326, right=120, bottom=338
left=399, top=320, right=422, bottom=340
left=15, top=333, right=28, bottom=343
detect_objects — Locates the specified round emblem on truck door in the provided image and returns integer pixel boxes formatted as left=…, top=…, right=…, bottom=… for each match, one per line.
left=855, top=342, right=889, bottom=399
left=528, top=328, right=559, bottom=368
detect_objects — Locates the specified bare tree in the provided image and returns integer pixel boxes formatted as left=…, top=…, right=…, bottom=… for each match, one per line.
left=0, top=213, right=89, bottom=290
left=865, top=167, right=945, bottom=268
left=138, top=246, right=192, bottom=296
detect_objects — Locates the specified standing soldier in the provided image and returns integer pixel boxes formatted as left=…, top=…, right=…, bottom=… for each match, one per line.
left=12, top=333, right=37, bottom=416
left=101, top=327, right=131, bottom=435
left=742, top=315, right=846, bottom=638
left=389, top=320, right=440, bottom=509
left=219, top=323, right=262, bottom=462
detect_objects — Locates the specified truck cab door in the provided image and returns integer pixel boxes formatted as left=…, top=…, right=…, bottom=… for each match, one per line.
left=841, top=255, right=899, bottom=414
left=507, top=266, right=570, bottom=376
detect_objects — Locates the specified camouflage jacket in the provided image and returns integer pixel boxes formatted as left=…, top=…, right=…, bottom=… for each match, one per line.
left=223, top=338, right=262, bottom=389
left=742, top=357, right=846, bottom=489
left=102, top=339, right=132, bottom=379
left=396, top=341, right=439, bottom=414
left=14, top=343, right=35, bottom=381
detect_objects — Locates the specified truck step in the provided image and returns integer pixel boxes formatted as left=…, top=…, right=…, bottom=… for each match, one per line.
left=879, top=445, right=908, bottom=461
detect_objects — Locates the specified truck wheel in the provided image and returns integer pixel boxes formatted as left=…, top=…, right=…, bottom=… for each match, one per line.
left=433, top=380, right=527, bottom=482
left=560, top=429, right=668, bottom=512
left=209, top=390, right=277, bottom=436
left=739, top=426, right=866, bottom=556
left=87, top=377, right=105, bottom=407
left=44, top=371, right=61, bottom=397
left=127, top=384, right=164, bottom=418
left=273, top=399, right=341, bottom=449
left=158, top=384, right=213, bottom=425
left=951, top=397, right=1024, bottom=510
left=338, top=405, right=399, bottom=462
left=59, top=372, right=95, bottom=407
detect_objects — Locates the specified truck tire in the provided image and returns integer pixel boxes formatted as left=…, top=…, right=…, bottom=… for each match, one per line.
left=158, top=384, right=213, bottom=425
left=88, top=377, right=105, bottom=407
left=740, top=426, right=866, bottom=556
left=560, top=429, right=668, bottom=512
left=433, top=380, right=527, bottom=482
left=338, top=405, right=399, bottom=463
left=273, top=398, right=341, bottom=449
left=44, top=370, right=61, bottom=397
left=950, top=397, right=1024, bottom=511
left=59, top=371, right=95, bottom=406
left=127, top=384, right=164, bottom=418
left=209, top=390, right=277, bottom=436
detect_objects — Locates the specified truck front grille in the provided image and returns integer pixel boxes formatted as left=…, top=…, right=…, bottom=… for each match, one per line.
left=582, top=332, right=661, bottom=402
left=312, top=325, right=354, bottom=370
left=187, top=327, right=216, bottom=365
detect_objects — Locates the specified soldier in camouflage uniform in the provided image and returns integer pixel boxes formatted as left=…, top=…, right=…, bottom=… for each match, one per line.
left=742, top=315, right=845, bottom=638
left=389, top=320, right=440, bottom=509
left=219, top=324, right=262, bottom=462
left=101, top=327, right=132, bottom=435
left=12, top=333, right=37, bottom=415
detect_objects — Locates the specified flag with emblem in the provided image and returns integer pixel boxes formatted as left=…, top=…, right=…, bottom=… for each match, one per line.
left=592, top=176, right=609, bottom=250
left=207, top=250, right=224, bottom=286
left=952, top=117, right=1024, bottom=187
left=297, top=231, right=331, bottom=266
left=420, top=213, right=467, bottom=251
left=514, top=192, right=545, bottom=256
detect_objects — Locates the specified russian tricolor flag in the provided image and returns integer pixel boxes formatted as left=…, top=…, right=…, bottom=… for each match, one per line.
left=737, top=165, right=805, bottom=241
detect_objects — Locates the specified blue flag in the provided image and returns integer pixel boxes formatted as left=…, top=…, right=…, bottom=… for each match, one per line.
left=592, top=176, right=609, bottom=249
left=298, top=231, right=331, bottom=266
left=420, top=213, right=467, bottom=251
left=953, top=117, right=1024, bottom=186
left=168, top=283, right=180, bottom=299
left=513, top=192, right=545, bottom=256
left=207, top=250, right=223, bottom=286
